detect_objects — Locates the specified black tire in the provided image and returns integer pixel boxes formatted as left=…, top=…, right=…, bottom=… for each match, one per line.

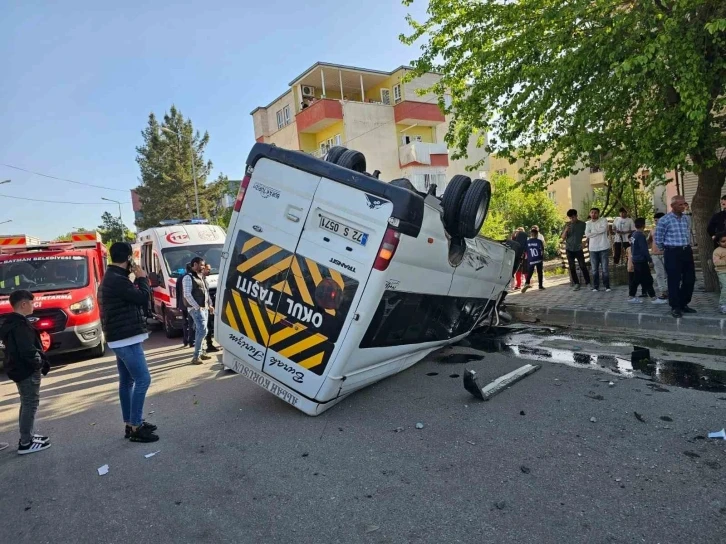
left=163, top=307, right=180, bottom=338
left=389, top=178, right=417, bottom=192
left=441, top=175, right=471, bottom=235
left=89, top=333, right=106, bottom=358
left=458, top=179, right=492, bottom=238
left=336, top=149, right=366, bottom=173
left=324, top=146, right=348, bottom=164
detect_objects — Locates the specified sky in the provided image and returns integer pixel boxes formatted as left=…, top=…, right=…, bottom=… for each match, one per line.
left=0, top=0, right=428, bottom=240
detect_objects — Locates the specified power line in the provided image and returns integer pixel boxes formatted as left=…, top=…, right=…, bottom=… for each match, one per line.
left=0, top=193, right=130, bottom=205
left=0, top=163, right=130, bottom=193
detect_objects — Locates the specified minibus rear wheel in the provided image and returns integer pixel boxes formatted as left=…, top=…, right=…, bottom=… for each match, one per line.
left=458, top=179, right=492, bottom=238
left=441, top=175, right=471, bottom=236
left=324, top=146, right=348, bottom=164
left=336, top=149, right=367, bottom=173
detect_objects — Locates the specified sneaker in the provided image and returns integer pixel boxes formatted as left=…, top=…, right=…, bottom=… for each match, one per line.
left=681, top=306, right=697, bottom=314
left=32, top=433, right=49, bottom=443
left=200, top=353, right=212, bottom=361
left=671, top=309, right=683, bottom=318
left=651, top=298, right=667, bottom=304
left=18, top=440, right=51, bottom=455
left=129, top=425, right=159, bottom=443
left=573, top=284, right=581, bottom=291
left=627, top=297, right=643, bottom=303
left=206, top=345, right=220, bottom=353
left=125, top=421, right=157, bottom=439
left=605, top=288, right=612, bottom=292
left=538, top=286, right=546, bottom=290
left=521, top=284, right=531, bottom=293
left=591, top=288, right=599, bottom=292
left=190, top=357, right=203, bottom=365
left=658, top=295, right=668, bottom=300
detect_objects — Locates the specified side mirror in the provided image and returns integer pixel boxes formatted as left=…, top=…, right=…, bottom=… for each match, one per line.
left=148, top=272, right=160, bottom=288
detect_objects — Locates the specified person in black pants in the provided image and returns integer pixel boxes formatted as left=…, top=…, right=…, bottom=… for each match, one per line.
left=175, top=263, right=193, bottom=347
left=561, top=209, right=590, bottom=290
left=521, top=228, right=545, bottom=292
left=202, top=264, right=218, bottom=352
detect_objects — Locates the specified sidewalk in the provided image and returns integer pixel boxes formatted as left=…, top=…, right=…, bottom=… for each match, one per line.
left=505, top=274, right=726, bottom=338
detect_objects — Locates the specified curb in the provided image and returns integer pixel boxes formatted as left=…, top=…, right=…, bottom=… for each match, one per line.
left=507, top=304, right=726, bottom=338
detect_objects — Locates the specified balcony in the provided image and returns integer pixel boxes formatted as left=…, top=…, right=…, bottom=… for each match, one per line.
left=296, top=99, right=343, bottom=133
left=394, top=100, right=445, bottom=126
left=399, top=141, right=449, bottom=168
left=589, top=171, right=605, bottom=187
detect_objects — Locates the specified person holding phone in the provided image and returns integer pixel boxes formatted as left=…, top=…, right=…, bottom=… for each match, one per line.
left=98, top=242, right=158, bottom=443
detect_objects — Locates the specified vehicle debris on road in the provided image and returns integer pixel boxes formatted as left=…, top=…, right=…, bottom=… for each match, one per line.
left=708, top=429, right=726, bottom=440
left=463, top=364, right=541, bottom=401
left=97, top=464, right=109, bottom=476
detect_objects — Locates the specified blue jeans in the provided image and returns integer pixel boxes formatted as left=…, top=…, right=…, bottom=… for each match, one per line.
left=589, top=249, right=610, bottom=290
left=113, top=343, right=151, bottom=426
left=189, top=308, right=209, bottom=359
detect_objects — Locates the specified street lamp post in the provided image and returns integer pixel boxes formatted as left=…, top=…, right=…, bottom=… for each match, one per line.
left=101, top=197, right=124, bottom=239
left=161, top=126, right=200, bottom=218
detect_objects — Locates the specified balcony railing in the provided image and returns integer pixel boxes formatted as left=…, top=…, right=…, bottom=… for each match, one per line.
left=296, top=99, right=343, bottom=133
left=394, top=100, right=446, bottom=126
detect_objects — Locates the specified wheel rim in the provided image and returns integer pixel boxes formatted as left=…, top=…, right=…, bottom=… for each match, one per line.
left=475, top=196, right=488, bottom=228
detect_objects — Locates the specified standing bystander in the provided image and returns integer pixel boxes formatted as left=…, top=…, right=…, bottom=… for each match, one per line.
left=707, top=196, right=726, bottom=248
left=585, top=208, right=611, bottom=292
left=521, top=228, right=545, bottom=293
left=648, top=213, right=668, bottom=300
left=561, top=209, right=590, bottom=291
left=612, top=208, right=635, bottom=265
left=202, top=264, right=219, bottom=353
left=98, top=243, right=158, bottom=443
left=183, top=257, right=212, bottom=365
left=713, top=232, right=726, bottom=314
left=655, top=196, right=696, bottom=318
left=176, top=263, right=193, bottom=348
left=628, top=218, right=664, bottom=304
left=0, top=290, right=51, bottom=454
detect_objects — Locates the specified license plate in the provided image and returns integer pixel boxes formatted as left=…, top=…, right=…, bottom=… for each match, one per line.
left=319, top=214, right=368, bottom=246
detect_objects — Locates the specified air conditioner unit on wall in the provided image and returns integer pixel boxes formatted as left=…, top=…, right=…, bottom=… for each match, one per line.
left=302, top=85, right=316, bottom=97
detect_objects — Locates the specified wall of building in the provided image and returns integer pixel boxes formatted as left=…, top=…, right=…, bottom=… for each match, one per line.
left=365, top=70, right=406, bottom=103
left=252, top=110, right=269, bottom=140
left=315, top=121, right=345, bottom=149
left=440, top=119, right=489, bottom=181
left=265, top=91, right=296, bottom=135
left=342, top=102, right=400, bottom=181
left=265, top=121, right=299, bottom=150
left=569, top=168, right=594, bottom=215
left=298, top=133, right=317, bottom=153
left=546, top=177, right=572, bottom=215
left=395, top=124, right=436, bottom=145
left=403, top=71, right=441, bottom=104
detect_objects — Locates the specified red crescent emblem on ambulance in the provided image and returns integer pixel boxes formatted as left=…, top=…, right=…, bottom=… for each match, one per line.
left=166, top=232, right=190, bottom=244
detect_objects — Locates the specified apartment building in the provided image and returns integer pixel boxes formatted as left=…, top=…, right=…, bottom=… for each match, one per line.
left=251, top=62, right=488, bottom=193
left=488, top=154, right=594, bottom=216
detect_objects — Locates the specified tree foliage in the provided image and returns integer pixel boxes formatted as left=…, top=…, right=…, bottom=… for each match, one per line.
left=402, top=0, right=726, bottom=289
left=98, top=212, right=133, bottom=244
left=480, top=173, right=563, bottom=257
left=135, top=106, right=227, bottom=230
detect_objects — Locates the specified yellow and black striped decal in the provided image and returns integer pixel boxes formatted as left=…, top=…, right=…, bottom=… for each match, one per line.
left=221, top=230, right=358, bottom=375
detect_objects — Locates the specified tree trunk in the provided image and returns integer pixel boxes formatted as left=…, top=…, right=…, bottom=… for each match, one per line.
left=690, top=165, right=724, bottom=292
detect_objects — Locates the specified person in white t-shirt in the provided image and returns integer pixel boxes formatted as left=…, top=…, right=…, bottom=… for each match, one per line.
left=611, top=208, right=635, bottom=265
left=585, top=207, right=612, bottom=292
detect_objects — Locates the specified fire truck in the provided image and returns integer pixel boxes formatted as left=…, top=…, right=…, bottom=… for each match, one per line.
left=0, top=232, right=108, bottom=363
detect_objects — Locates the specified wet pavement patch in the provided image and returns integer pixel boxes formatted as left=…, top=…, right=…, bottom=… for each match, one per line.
left=633, top=359, right=726, bottom=393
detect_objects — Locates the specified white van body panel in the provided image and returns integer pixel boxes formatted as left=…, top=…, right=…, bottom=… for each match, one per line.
left=217, top=146, right=514, bottom=415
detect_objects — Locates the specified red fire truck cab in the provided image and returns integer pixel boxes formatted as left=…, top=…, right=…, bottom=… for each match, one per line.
left=0, top=232, right=107, bottom=362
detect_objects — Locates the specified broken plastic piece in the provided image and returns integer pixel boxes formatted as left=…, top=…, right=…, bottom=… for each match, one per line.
left=464, top=364, right=541, bottom=401
left=97, top=464, right=109, bottom=476
left=144, top=450, right=161, bottom=458
left=708, top=429, right=726, bottom=440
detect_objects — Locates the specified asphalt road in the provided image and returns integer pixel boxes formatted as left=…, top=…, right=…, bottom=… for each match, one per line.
left=1, top=330, right=725, bottom=543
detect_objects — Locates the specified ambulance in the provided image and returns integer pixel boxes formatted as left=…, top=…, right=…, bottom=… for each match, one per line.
left=216, top=143, right=514, bottom=415
left=135, top=220, right=226, bottom=337
left=0, top=232, right=108, bottom=362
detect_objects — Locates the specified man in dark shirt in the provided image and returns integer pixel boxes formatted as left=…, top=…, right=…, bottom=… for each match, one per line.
left=561, top=209, right=590, bottom=290
left=521, top=228, right=545, bottom=292
left=707, top=195, right=726, bottom=248
left=627, top=218, right=659, bottom=303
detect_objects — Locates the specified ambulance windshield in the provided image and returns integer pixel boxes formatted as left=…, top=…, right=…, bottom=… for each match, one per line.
left=162, top=245, right=223, bottom=278
left=0, top=255, right=89, bottom=294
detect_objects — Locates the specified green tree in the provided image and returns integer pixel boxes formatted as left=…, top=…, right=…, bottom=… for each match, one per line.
left=582, top=182, right=655, bottom=222
left=480, top=173, right=564, bottom=257
left=98, top=212, right=133, bottom=244
left=135, top=105, right=217, bottom=230
left=402, top=0, right=726, bottom=290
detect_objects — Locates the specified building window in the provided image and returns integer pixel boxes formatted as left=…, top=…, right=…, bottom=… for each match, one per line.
left=381, top=88, right=391, bottom=105
left=547, top=191, right=556, bottom=203
left=334, top=134, right=342, bottom=146
left=393, top=84, right=402, bottom=104
left=276, top=105, right=291, bottom=130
